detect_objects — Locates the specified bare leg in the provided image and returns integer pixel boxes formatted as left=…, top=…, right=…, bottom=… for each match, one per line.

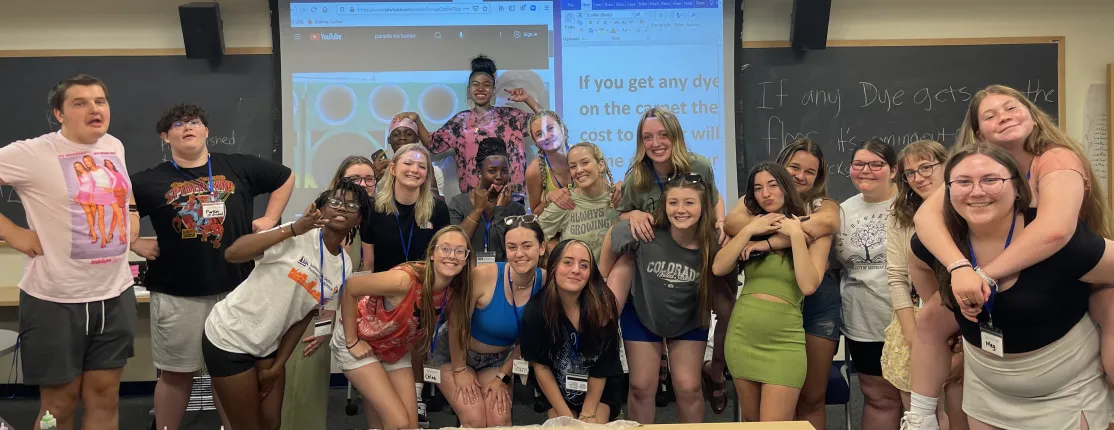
left=36, top=378, right=81, bottom=430
left=255, top=358, right=286, bottom=430
left=210, top=367, right=264, bottom=430
left=665, top=339, right=706, bottom=423
left=345, top=362, right=414, bottom=430
left=859, top=374, right=903, bottom=429
left=79, top=368, right=124, bottom=430
left=944, top=380, right=968, bottom=430
left=910, top=293, right=960, bottom=398
left=967, top=417, right=1002, bottom=430
left=436, top=363, right=489, bottom=428
left=624, top=340, right=665, bottom=424
left=796, top=334, right=838, bottom=429
left=81, top=204, right=96, bottom=240
left=758, top=384, right=801, bottom=422
left=154, top=370, right=195, bottom=430
left=94, top=205, right=106, bottom=247
left=735, top=379, right=761, bottom=422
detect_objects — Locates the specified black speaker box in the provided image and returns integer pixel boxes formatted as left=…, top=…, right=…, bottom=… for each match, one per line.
left=179, top=2, right=225, bottom=59
left=790, top=0, right=832, bottom=51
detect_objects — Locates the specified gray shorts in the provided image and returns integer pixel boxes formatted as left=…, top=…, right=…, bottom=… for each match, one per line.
left=151, top=291, right=227, bottom=373
left=802, top=272, right=841, bottom=341
left=18, top=287, right=137, bottom=386
left=428, top=324, right=512, bottom=371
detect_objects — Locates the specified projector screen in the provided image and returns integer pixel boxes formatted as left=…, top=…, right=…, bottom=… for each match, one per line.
left=277, top=0, right=737, bottom=218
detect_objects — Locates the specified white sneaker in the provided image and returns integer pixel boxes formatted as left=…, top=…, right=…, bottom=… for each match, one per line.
left=900, top=411, right=940, bottom=430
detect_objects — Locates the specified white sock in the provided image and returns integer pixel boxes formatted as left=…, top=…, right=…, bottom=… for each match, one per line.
left=415, top=382, right=424, bottom=402
left=909, top=392, right=938, bottom=417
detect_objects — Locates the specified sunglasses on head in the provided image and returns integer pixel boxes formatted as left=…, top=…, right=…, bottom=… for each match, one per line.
left=503, top=214, right=539, bottom=226
left=667, top=172, right=704, bottom=185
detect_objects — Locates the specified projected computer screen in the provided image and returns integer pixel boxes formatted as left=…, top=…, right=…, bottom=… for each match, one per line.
left=277, top=0, right=736, bottom=216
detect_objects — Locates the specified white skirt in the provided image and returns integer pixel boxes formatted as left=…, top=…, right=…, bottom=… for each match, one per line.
left=962, top=316, right=1114, bottom=430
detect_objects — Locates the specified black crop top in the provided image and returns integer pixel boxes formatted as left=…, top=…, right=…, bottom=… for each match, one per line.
left=910, top=209, right=1106, bottom=353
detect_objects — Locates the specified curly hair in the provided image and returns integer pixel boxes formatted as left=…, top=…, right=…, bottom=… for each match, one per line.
left=313, top=179, right=373, bottom=245
left=476, top=137, right=509, bottom=167
left=156, top=104, right=209, bottom=135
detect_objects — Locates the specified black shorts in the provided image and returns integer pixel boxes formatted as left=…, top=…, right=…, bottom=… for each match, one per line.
left=845, top=338, right=885, bottom=377
left=18, top=287, right=137, bottom=386
left=201, top=331, right=277, bottom=378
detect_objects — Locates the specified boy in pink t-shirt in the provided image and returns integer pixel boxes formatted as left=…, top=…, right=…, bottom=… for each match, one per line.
left=0, top=75, right=139, bottom=429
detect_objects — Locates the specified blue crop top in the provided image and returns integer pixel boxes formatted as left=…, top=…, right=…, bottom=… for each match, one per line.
left=470, top=262, right=544, bottom=347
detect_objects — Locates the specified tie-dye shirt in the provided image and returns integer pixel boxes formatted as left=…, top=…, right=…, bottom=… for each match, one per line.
left=427, top=106, right=531, bottom=195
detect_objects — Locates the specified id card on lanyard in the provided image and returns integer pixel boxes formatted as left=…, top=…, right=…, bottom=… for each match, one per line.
left=424, top=293, right=450, bottom=383
left=171, top=155, right=225, bottom=220
left=476, top=212, right=496, bottom=264
left=968, top=214, right=1016, bottom=357
left=313, top=230, right=346, bottom=338
left=565, top=332, right=588, bottom=392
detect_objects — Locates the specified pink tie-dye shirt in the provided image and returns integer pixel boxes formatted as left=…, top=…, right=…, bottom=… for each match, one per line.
left=427, top=106, right=531, bottom=195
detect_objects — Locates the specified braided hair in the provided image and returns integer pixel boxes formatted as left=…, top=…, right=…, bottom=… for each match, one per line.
left=477, top=137, right=509, bottom=167
left=313, top=179, right=373, bottom=245
left=567, top=141, right=614, bottom=192
left=527, top=110, right=571, bottom=194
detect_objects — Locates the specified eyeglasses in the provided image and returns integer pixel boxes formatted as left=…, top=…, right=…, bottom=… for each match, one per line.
left=667, top=172, right=704, bottom=185
left=435, top=244, right=470, bottom=259
left=850, top=161, right=887, bottom=171
left=342, top=175, right=376, bottom=186
left=503, top=214, right=539, bottom=226
left=947, top=177, right=1014, bottom=195
left=902, top=163, right=940, bottom=182
left=171, top=119, right=204, bottom=129
left=326, top=198, right=360, bottom=213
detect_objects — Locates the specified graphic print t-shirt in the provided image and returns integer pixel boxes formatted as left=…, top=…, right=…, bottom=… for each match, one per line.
left=835, top=193, right=896, bottom=342
left=131, top=153, right=291, bottom=297
left=610, top=220, right=704, bottom=338
left=0, top=132, right=134, bottom=303
left=204, top=225, right=351, bottom=357
left=520, top=289, right=623, bottom=408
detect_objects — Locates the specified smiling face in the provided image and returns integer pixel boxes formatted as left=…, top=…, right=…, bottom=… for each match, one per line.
left=640, top=117, right=673, bottom=164
left=784, top=150, right=819, bottom=195
left=342, top=163, right=376, bottom=196
left=751, top=170, right=785, bottom=213
left=320, top=189, right=363, bottom=232
left=479, top=155, right=509, bottom=189
left=850, top=149, right=896, bottom=194
left=555, top=241, right=592, bottom=295
left=530, top=116, right=566, bottom=152
left=903, top=156, right=943, bottom=198
left=162, top=117, right=209, bottom=156
left=948, top=154, right=1017, bottom=226
left=431, top=231, right=470, bottom=278
left=976, top=93, right=1035, bottom=149
left=504, top=225, right=542, bottom=274
left=391, top=149, right=429, bottom=189
left=568, top=146, right=603, bottom=189
left=665, top=187, right=702, bottom=230
left=55, top=84, right=110, bottom=144
left=468, top=73, right=494, bottom=106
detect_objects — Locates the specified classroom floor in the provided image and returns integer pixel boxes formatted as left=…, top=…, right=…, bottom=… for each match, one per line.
left=0, top=376, right=863, bottom=429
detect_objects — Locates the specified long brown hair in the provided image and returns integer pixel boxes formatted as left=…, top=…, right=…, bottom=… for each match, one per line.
left=956, top=85, right=1111, bottom=239
left=775, top=138, right=830, bottom=206
left=651, top=176, right=718, bottom=327
left=892, top=140, right=947, bottom=229
left=375, top=143, right=436, bottom=226
left=628, top=107, right=694, bottom=193
left=936, top=143, right=1033, bottom=309
left=541, top=239, right=617, bottom=353
left=413, top=225, right=474, bottom=354
left=742, top=163, right=807, bottom=268
left=328, top=155, right=375, bottom=189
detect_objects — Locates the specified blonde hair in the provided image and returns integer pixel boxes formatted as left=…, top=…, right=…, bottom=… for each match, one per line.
left=412, top=225, right=474, bottom=355
left=375, top=143, right=436, bottom=227
left=956, top=85, right=1111, bottom=238
left=629, top=107, right=693, bottom=193
left=567, top=141, right=614, bottom=193
left=528, top=110, right=571, bottom=195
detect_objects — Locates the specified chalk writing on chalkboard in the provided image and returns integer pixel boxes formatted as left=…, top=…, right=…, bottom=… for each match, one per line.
left=1083, top=84, right=1109, bottom=197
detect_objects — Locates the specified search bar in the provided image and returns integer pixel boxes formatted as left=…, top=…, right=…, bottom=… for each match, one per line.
left=338, top=5, right=491, bottom=15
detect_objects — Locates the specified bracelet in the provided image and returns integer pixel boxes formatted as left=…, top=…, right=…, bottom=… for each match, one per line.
left=452, top=366, right=470, bottom=375
left=290, top=223, right=300, bottom=237
left=465, top=214, right=478, bottom=224
left=947, top=259, right=972, bottom=273
left=973, top=266, right=999, bottom=290
left=766, top=238, right=773, bottom=249
left=346, top=339, right=360, bottom=349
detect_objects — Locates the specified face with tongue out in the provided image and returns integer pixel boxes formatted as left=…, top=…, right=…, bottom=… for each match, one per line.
left=54, top=84, right=110, bottom=145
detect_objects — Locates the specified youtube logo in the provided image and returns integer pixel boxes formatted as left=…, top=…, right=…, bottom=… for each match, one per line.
left=310, top=33, right=321, bottom=40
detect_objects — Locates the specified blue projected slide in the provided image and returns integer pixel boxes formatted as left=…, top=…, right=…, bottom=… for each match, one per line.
left=277, top=0, right=734, bottom=213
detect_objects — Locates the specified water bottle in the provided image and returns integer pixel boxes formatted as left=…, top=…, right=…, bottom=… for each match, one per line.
left=40, top=410, right=57, bottom=429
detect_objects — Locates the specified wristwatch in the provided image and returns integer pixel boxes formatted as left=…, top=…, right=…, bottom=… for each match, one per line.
left=498, top=372, right=511, bottom=385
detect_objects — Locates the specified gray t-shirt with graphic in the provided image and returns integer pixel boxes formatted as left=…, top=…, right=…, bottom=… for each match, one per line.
left=835, top=193, right=895, bottom=342
left=611, top=220, right=703, bottom=338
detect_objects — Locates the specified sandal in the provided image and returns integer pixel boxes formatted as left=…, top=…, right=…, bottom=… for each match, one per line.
left=702, top=360, right=728, bottom=414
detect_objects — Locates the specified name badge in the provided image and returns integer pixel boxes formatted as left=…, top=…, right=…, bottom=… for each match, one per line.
left=980, top=323, right=1003, bottom=357
left=312, top=318, right=333, bottom=338
left=423, top=366, right=442, bottom=383
left=476, top=251, right=497, bottom=265
left=420, top=222, right=434, bottom=230
left=512, top=359, right=530, bottom=383
left=565, top=373, right=588, bottom=393
left=201, top=201, right=226, bottom=219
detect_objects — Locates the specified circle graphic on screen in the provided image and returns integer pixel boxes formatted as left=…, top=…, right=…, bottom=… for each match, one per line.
left=315, top=84, right=357, bottom=125
left=419, top=84, right=458, bottom=123
left=369, top=84, right=409, bottom=123
left=312, top=132, right=375, bottom=188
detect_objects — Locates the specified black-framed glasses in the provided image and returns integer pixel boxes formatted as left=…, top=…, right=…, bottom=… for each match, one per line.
left=342, top=175, right=376, bottom=186
left=947, top=177, right=1014, bottom=195
left=503, top=214, right=539, bottom=226
left=850, top=161, right=887, bottom=171
left=326, top=198, right=360, bottom=213
left=667, top=172, right=704, bottom=185
left=902, top=163, right=940, bottom=182
left=435, top=244, right=470, bottom=259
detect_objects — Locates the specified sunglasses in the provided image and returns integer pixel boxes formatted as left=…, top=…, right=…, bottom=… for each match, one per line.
left=503, top=214, right=539, bottom=226
left=667, top=172, right=704, bottom=185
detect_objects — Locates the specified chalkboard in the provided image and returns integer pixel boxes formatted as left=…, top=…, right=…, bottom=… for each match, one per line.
left=0, top=52, right=279, bottom=235
left=737, top=39, right=1062, bottom=201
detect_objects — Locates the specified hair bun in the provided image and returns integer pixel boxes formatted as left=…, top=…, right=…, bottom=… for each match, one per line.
left=470, top=55, right=497, bottom=77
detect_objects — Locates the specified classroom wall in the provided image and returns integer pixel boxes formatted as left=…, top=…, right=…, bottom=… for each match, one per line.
left=0, top=0, right=1111, bottom=382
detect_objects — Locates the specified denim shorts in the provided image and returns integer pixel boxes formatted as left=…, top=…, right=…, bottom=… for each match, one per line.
left=428, top=323, right=512, bottom=371
left=802, top=272, right=841, bottom=341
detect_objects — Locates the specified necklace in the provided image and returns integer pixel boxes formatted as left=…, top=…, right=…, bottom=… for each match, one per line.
left=508, top=264, right=536, bottom=291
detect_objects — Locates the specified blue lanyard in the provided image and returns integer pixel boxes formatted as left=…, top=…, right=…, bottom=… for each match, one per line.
left=967, top=214, right=1017, bottom=317
left=170, top=154, right=215, bottom=196
left=318, top=230, right=346, bottom=306
left=651, top=169, right=665, bottom=192
left=543, top=154, right=564, bottom=189
left=570, top=331, right=579, bottom=364
left=394, top=211, right=415, bottom=258
left=482, top=212, right=493, bottom=252
left=431, top=292, right=449, bottom=354
left=507, top=265, right=535, bottom=338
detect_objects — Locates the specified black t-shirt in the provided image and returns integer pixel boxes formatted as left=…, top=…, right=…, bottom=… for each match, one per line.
left=131, top=153, right=292, bottom=297
left=362, top=199, right=451, bottom=272
left=520, top=289, right=624, bottom=410
left=910, top=209, right=1105, bottom=353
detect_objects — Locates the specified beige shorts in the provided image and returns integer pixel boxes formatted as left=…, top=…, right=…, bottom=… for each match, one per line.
left=329, top=315, right=413, bottom=372
left=151, top=291, right=227, bottom=373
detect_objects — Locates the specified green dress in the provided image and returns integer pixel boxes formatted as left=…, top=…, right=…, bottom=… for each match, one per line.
left=724, top=255, right=807, bottom=388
